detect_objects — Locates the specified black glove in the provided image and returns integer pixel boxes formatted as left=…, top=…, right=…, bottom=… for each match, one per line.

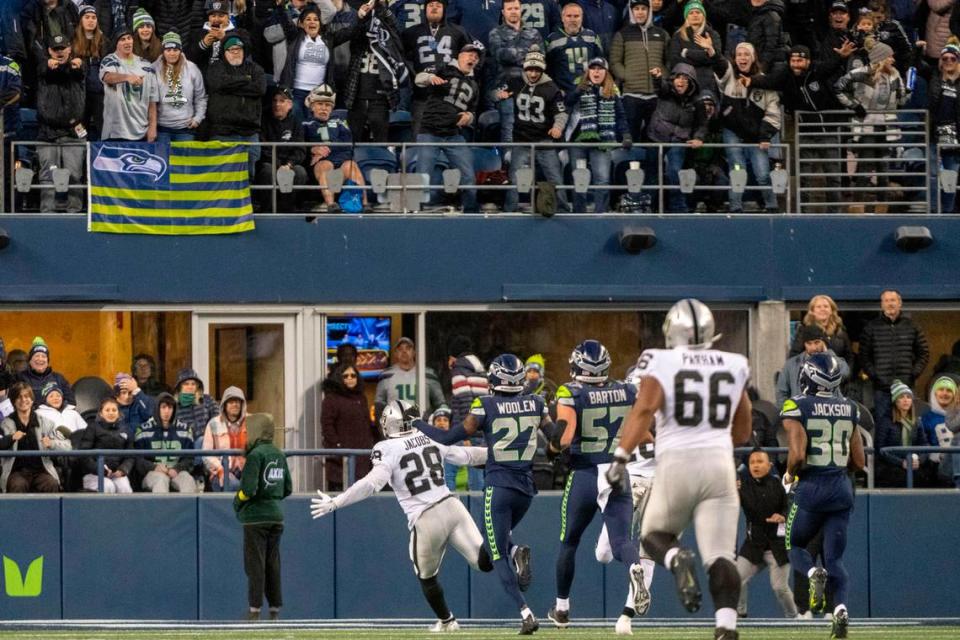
left=853, top=104, right=867, bottom=120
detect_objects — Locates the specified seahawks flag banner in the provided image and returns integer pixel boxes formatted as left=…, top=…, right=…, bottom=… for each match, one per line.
left=88, top=141, right=255, bottom=235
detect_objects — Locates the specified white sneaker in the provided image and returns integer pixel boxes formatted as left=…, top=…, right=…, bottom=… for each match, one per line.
left=824, top=612, right=834, bottom=621
left=615, top=614, right=633, bottom=635
left=799, top=611, right=814, bottom=620
left=429, top=618, right=460, bottom=632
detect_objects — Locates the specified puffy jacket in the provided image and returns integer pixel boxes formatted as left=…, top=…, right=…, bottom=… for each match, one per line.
left=36, top=402, right=87, bottom=433
left=746, top=0, right=787, bottom=71
left=859, top=312, right=930, bottom=388
left=138, top=0, right=194, bottom=49
left=716, top=57, right=781, bottom=142
left=666, top=24, right=723, bottom=95
left=647, top=63, right=708, bottom=143
left=79, top=415, right=135, bottom=477
left=36, top=53, right=86, bottom=141
left=835, top=66, right=909, bottom=114
left=610, top=13, right=669, bottom=96
left=449, top=354, right=488, bottom=446
left=205, top=57, right=267, bottom=137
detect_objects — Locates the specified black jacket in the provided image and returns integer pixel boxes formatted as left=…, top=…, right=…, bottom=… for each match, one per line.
left=260, top=109, right=305, bottom=167
left=418, top=60, right=479, bottom=137
left=80, top=416, right=135, bottom=477
left=186, top=25, right=255, bottom=73
left=138, top=0, right=195, bottom=45
left=746, top=0, right=788, bottom=71
left=206, top=57, right=267, bottom=137
left=342, top=2, right=407, bottom=110
left=647, top=64, right=708, bottom=143
left=36, top=54, right=87, bottom=141
left=738, top=472, right=789, bottom=565
left=859, top=313, right=930, bottom=388
left=665, top=25, right=724, bottom=94
left=17, top=367, right=75, bottom=406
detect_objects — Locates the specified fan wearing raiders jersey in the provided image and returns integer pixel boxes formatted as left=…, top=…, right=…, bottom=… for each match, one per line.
left=311, top=400, right=493, bottom=633
left=402, top=0, right=471, bottom=134
left=607, top=299, right=753, bottom=640
left=781, top=353, right=865, bottom=640
left=498, top=50, right=569, bottom=213
left=414, top=42, right=482, bottom=212
left=416, top=353, right=557, bottom=635
left=546, top=340, right=647, bottom=633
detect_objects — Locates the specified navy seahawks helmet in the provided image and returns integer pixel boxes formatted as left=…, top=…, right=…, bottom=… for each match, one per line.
left=798, top=353, right=843, bottom=396
left=488, top=354, right=526, bottom=394
left=380, top=399, right=420, bottom=438
left=569, top=340, right=611, bottom=384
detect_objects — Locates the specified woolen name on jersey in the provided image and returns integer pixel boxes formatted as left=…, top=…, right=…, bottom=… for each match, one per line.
left=587, top=388, right=628, bottom=404
left=494, top=399, right=539, bottom=414
left=810, top=403, right=853, bottom=417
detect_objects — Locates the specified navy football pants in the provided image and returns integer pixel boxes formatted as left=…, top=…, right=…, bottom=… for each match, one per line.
left=483, top=485, right=532, bottom=609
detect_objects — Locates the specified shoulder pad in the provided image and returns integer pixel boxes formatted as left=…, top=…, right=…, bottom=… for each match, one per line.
left=470, top=396, right=483, bottom=410
left=780, top=397, right=802, bottom=418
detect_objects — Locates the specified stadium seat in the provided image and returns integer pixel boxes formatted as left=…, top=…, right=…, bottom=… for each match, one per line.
left=73, top=376, right=112, bottom=419
left=355, top=146, right=399, bottom=179
left=472, top=147, right=502, bottom=173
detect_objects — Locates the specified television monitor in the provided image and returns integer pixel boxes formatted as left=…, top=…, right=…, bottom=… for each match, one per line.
left=326, top=316, right=391, bottom=379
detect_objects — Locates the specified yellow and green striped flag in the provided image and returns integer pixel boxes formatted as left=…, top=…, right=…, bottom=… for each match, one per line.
left=88, top=141, right=255, bottom=235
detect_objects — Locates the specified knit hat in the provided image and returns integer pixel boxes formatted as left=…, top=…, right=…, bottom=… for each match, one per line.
left=41, top=381, right=62, bottom=401
left=587, top=57, right=609, bottom=69
left=525, top=354, right=546, bottom=375
left=798, top=324, right=827, bottom=344
left=942, top=37, right=960, bottom=58
left=868, top=42, right=894, bottom=64
left=162, top=32, right=182, bottom=49
left=132, top=8, right=154, bottom=30
left=223, top=35, right=244, bottom=50
left=890, top=379, right=913, bottom=402
left=431, top=404, right=452, bottom=420
left=523, top=51, right=547, bottom=71
left=683, top=0, right=705, bottom=19
left=29, top=337, right=49, bottom=360
left=736, top=41, right=757, bottom=60
left=78, top=4, right=97, bottom=17
left=114, top=372, right=133, bottom=390
left=630, top=0, right=651, bottom=7
left=932, top=376, right=958, bottom=395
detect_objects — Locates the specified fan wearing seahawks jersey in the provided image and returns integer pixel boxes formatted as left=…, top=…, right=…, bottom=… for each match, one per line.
left=389, top=0, right=428, bottom=31
left=547, top=340, right=646, bottom=631
left=608, top=299, right=753, bottom=640
left=521, top=0, right=562, bottom=40
left=416, top=354, right=556, bottom=635
left=498, top=51, right=569, bottom=213
left=781, top=353, right=865, bottom=640
left=414, top=43, right=482, bottom=212
left=311, top=400, right=493, bottom=633
left=545, top=1, right=604, bottom=93
left=402, top=0, right=471, bottom=134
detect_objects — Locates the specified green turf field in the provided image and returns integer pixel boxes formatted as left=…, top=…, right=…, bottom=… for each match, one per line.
left=3, top=627, right=959, bottom=639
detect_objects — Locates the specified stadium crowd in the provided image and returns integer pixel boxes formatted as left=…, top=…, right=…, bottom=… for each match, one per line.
left=2, top=0, right=960, bottom=213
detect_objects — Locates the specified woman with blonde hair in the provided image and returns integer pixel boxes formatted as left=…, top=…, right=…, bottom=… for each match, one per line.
left=666, top=0, right=723, bottom=94
left=788, top=295, right=854, bottom=367
left=151, top=32, right=207, bottom=142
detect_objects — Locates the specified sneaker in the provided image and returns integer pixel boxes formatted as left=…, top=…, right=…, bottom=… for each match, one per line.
left=268, top=608, right=280, bottom=621
left=519, top=613, right=539, bottom=635
left=246, top=609, right=260, bottom=621
left=831, top=608, right=849, bottom=639
left=615, top=614, right=633, bottom=635
left=514, top=545, right=532, bottom=592
left=670, top=549, right=702, bottom=613
left=547, top=607, right=569, bottom=629
left=429, top=618, right=460, bottom=633
left=714, top=628, right=738, bottom=640
left=797, top=611, right=814, bottom=620
left=629, top=563, right=651, bottom=616
left=808, top=568, right=828, bottom=614
left=824, top=612, right=834, bottom=621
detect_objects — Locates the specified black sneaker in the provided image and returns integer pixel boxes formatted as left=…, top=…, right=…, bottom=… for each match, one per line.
left=514, top=545, right=532, bottom=592
left=519, top=613, right=539, bottom=635
left=546, top=607, right=569, bottom=629
left=714, top=628, right=739, bottom=640
left=809, top=567, right=828, bottom=614
left=831, top=608, right=849, bottom=639
left=670, top=549, right=702, bottom=613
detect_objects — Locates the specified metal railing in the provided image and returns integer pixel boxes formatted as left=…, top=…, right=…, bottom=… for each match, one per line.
left=5, top=139, right=793, bottom=215
left=880, top=446, right=960, bottom=488
left=794, top=109, right=930, bottom=213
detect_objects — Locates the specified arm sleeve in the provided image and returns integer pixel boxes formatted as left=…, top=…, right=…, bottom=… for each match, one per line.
left=333, top=463, right=392, bottom=509
left=414, top=418, right=470, bottom=445
left=444, top=444, right=488, bottom=466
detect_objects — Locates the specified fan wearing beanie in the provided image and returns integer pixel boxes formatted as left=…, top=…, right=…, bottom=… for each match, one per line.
left=919, top=376, right=960, bottom=487
left=132, top=7, right=162, bottom=62
left=16, top=337, right=76, bottom=407
left=874, top=380, right=929, bottom=487
left=666, top=0, right=723, bottom=95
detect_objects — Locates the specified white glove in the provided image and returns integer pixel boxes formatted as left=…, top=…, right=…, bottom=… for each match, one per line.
left=310, top=490, right=338, bottom=519
left=781, top=472, right=797, bottom=495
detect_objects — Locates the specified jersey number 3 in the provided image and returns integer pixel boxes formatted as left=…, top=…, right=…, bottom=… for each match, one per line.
left=399, top=446, right=445, bottom=496
left=674, top=370, right=735, bottom=429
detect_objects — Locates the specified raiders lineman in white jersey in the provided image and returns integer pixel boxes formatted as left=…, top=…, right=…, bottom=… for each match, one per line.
left=607, top=299, right=753, bottom=640
left=311, top=400, right=493, bottom=632
left=595, top=365, right=658, bottom=636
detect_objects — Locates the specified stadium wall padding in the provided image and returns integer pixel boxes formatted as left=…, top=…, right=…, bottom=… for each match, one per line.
left=0, top=492, right=954, bottom=620
left=2, top=216, right=960, bottom=303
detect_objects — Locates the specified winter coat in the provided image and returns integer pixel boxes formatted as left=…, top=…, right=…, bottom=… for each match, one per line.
left=835, top=66, right=910, bottom=114
left=36, top=53, right=87, bottom=141
left=647, top=63, right=708, bottom=143
left=875, top=20, right=912, bottom=73
left=341, top=2, right=408, bottom=110
left=20, top=0, right=79, bottom=63
left=715, top=57, right=782, bottom=142
left=610, top=12, right=669, bottom=96
left=17, top=367, right=75, bottom=406
left=151, top=56, right=208, bottom=130
left=36, top=403, right=87, bottom=433
left=321, top=375, right=378, bottom=480
left=923, top=0, right=956, bottom=60
left=235, top=414, right=291, bottom=525
left=0, top=411, right=70, bottom=491
left=746, top=0, right=788, bottom=71
left=261, top=108, right=306, bottom=167
left=134, top=393, right=195, bottom=477
left=201, top=386, right=247, bottom=479
left=205, top=57, right=266, bottom=137
left=173, top=368, right=220, bottom=441
left=79, top=415, right=135, bottom=477
left=488, top=22, right=544, bottom=100
left=119, top=391, right=155, bottom=436
left=876, top=412, right=928, bottom=469
left=666, top=24, right=724, bottom=94
left=737, top=472, right=789, bottom=566
left=137, top=0, right=194, bottom=48
left=919, top=385, right=960, bottom=475
left=858, top=312, right=930, bottom=388
left=187, top=0, right=257, bottom=69
left=449, top=354, right=488, bottom=444
left=186, top=22, right=254, bottom=72
left=924, top=67, right=960, bottom=139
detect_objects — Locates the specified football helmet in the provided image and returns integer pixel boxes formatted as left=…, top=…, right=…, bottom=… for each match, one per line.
left=488, top=354, right=526, bottom=394
left=569, top=340, right=611, bottom=384
left=663, top=298, right=721, bottom=349
left=798, top=352, right=843, bottom=396
left=380, top=399, right=420, bottom=438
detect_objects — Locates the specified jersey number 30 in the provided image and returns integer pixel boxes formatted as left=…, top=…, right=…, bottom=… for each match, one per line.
left=399, top=446, right=445, bottom=496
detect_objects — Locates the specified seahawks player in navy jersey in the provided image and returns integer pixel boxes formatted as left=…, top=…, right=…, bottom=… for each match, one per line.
left=781, top=353, right=865, bottom=640
left=416, top=353, right=557, bottom=635
left=547, top=340, right=647, bottom=630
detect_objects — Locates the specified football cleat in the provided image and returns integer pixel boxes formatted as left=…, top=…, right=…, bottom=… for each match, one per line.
left=429, top=618, right=460, bottom=633
left=831, top=608, right=849, bottom=639
left=547, top=607, right=569, bottom=629
left=714, top=628, right=739, bottom=640
left=615, top=614, right=633, bottom=635
left=519, top=613, right=539, bottom=635
left=514, top=545, right=532, bottom=591
left=808, top=567, right=828, bottom=614
left=629, top=563, right=651, bottom=616
left=670, top=549, right=702, bottom=613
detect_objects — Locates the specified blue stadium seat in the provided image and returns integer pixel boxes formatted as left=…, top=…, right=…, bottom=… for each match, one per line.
left=473, top=147, right=502, bottom=173
left=355, top=146, right=400, bottom=179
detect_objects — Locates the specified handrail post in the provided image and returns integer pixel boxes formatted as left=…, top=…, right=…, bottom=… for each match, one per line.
left=97, top=454, right=104, bottom=493
left=906, top=457, right=914, bottom=488
left=347, top=455, right=357, bottom=485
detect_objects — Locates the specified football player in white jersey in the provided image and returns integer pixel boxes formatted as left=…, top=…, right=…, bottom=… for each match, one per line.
left=594, top=365, right=658, bottom=636
left=311, top=400, right=493, bottom=632
left=607, top=299, right=753, bottom=640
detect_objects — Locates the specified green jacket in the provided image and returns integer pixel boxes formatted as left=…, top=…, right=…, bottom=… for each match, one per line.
left=234, top=414, right=292, bottom=525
